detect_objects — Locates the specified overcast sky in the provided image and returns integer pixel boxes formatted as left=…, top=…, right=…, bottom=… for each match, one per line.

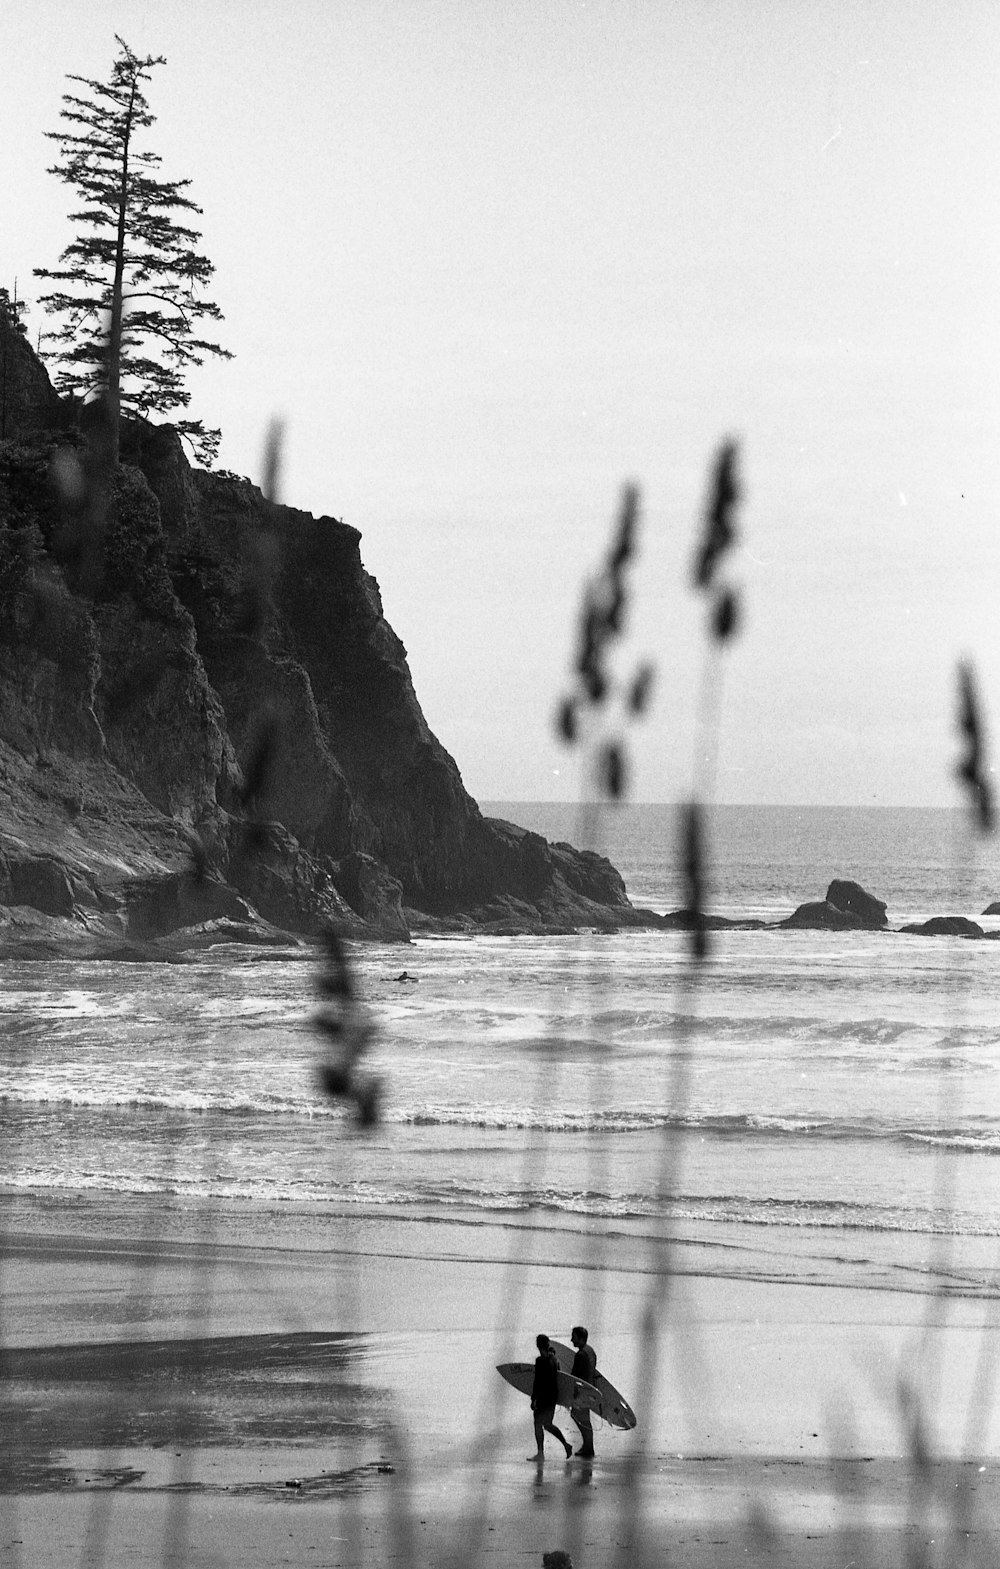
left=4, top=1, right=999, bottom=807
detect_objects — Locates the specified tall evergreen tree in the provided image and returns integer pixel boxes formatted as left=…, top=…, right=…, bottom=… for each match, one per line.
left=34, top=36, right=231, bottom=465
left=1, top=285, right=30, bottom=442
left=0, top=286, right=29, bottom=337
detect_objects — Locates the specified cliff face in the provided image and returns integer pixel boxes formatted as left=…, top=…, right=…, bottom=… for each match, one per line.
left=0, top=319, right=639, bottom=948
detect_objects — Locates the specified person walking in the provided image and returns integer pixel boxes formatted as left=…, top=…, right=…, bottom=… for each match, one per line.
left=569, top=1325, right=597, bottom=1458
left=528, top=1334, right=573, bottom=1461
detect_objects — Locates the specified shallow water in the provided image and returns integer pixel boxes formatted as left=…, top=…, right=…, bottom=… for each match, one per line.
left=2, top=805, right=999, bottom=1307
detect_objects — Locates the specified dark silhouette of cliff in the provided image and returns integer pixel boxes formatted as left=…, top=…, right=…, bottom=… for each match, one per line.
left=0, top=314, right=642, bottom=949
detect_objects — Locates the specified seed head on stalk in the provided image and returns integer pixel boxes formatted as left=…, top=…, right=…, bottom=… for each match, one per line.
left=692, top=438, right=741, bottom=644
left=556, top=483, right=653, bottom=802
left=684, top=439, right=745, bottom=961
left=955, top=661, right=995, bottom=833
left=315, top=927, right=381, bottom=1126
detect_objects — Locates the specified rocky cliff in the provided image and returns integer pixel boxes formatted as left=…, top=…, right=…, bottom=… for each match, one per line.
left=0, top=316, right=642, bottom=951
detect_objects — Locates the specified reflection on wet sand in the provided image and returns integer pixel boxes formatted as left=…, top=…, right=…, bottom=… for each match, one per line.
left=0, top=1331, right=389, bottom=1491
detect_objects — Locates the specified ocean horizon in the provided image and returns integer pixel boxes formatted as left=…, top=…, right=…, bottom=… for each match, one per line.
left=480, top=800, right=1000, bottom=920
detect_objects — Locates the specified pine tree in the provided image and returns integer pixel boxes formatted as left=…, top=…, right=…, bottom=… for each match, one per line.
left=0, top=286, right=29, bottom=336
left=34, top=36, right=232, bottom=465
left=0, top=285, right=30, bottom=442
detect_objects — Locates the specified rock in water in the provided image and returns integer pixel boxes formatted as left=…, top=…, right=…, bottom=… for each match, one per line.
left=779, top=900, right=867, bottom=931
left=826, top=879, right=888, bottom=927
left=899, top=916, right=984, bottom=938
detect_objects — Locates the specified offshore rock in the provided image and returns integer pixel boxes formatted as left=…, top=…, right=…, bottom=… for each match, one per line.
left=656, top=908, right=769, bottom=932
left=898, top=915, right=984, bottom=938
left=779, top=899, right=867, bottom=931
left=826, top=878, right=887, bottom=928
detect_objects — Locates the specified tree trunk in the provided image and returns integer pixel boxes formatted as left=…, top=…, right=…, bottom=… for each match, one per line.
left=106, top=77, right=137, bottom=467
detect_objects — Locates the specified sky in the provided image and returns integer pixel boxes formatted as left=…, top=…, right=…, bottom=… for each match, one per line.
left=3, top=1, right=999, bottom=808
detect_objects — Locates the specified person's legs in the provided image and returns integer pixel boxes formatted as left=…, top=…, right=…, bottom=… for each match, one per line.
left=528, top=1405, right=545, bottom=1458
left=542, top=1410, right=573, bottom=1458
left=571, top=1405, right=595, bottom=1457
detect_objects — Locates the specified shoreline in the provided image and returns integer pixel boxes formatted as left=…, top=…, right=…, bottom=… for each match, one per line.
left=5, top=1182, right=997, bottom=1297
left=2, top=890, right=999, bottom=965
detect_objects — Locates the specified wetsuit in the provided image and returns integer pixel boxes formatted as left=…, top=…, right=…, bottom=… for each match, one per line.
left=570, top=1341, right=597, bottom=1455
left=530, top=1349, right=571, bottom=1457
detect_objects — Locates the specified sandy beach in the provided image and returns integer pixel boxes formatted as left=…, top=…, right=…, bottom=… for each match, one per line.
left=2, top=1194, right=998, bottom=1569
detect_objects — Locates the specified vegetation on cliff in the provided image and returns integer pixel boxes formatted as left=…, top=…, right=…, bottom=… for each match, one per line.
left=33, top=36, right=231, bottom=466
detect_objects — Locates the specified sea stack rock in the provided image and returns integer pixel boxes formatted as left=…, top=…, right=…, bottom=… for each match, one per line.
left=825, top=879, right=888, bottom=928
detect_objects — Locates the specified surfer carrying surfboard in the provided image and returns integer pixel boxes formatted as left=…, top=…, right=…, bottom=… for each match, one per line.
left=528, top=1335, right=574, bottom=1461
left=569, top=1326, right=597, bottom=1457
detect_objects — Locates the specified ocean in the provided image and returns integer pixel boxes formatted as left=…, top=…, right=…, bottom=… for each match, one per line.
left=2, top=803, right=999, bottom=1301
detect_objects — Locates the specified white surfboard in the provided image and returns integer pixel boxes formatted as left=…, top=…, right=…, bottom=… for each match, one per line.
left=496, top=1361, right=603, bottom=1415
left=549, top=1341, right=637, bottom=1430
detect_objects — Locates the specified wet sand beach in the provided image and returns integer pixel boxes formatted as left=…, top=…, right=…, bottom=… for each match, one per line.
left=2, top=1196, right=999, bottom=1568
